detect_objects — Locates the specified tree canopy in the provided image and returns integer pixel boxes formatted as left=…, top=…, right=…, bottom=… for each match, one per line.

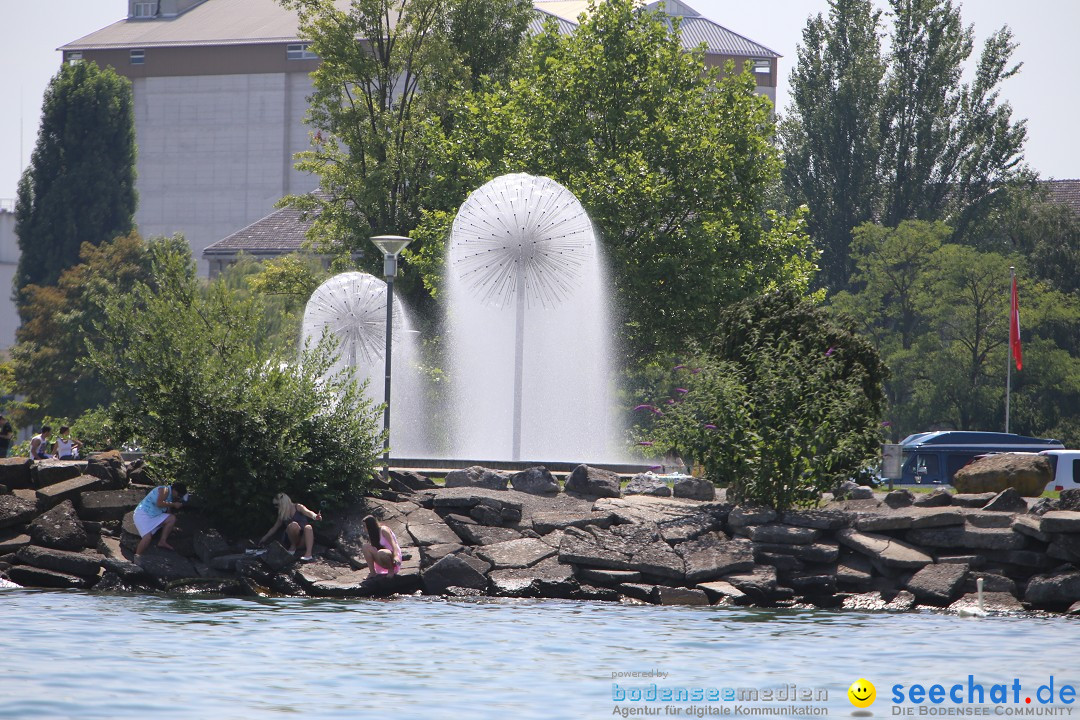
left=15, top=61, right=136, bottom=302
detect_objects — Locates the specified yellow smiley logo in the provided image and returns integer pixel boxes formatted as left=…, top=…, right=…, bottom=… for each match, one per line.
left=848, top=678, right=876, bottom=708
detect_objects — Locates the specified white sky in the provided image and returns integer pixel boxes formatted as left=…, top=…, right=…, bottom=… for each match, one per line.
left=2, top=0, right=1079, bottom=202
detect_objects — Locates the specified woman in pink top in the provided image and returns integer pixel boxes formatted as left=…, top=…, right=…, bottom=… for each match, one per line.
left=362, top=515, right=401, bottom=578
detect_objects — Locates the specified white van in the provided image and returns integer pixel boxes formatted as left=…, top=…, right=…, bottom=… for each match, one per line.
left=1041, top=450, right=1080, bottom=492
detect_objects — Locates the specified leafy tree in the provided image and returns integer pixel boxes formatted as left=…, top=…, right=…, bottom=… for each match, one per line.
left=421, top=0, right=816, bottom=356
left=782, top=0, right=1029, bottom=291
left=11, top=233, right=183, bottom=426
left=779, top=0, right=885, bottom=291
left=834, top=220, right=1080, bottom=444
left=86, top=242, right=383, bottom=533
left=15, top=61, right=136, bottom=300
left=638, top=291, right=887, bottom=510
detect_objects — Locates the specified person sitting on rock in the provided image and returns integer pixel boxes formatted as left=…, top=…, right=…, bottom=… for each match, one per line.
left=259, top=493, right=321, bottom=562
left=133, top=482, right=187, bottom=562
left=54, top=426, right=82, bottom=460
left=30, top=426, right=54, bottom=460
left=362, top=514, right=401, bottom=578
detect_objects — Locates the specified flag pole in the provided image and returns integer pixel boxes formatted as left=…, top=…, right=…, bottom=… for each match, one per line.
left=1006, top=266, right=1014, bottom=433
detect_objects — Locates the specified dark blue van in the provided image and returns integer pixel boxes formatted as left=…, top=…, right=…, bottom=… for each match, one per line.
left=897, top=431, right=1064, bottom=485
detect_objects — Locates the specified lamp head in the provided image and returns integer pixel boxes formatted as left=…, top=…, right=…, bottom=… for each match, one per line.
left=370, top=235, right=411, bottom=278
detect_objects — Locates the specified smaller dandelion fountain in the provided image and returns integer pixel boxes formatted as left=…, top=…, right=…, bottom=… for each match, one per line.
left=301, top=272, right=429, bottom=457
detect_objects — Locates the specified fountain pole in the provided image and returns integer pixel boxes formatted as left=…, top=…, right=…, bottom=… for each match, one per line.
left=512, top=261, right=526, bottom=461
left=370, top=235, right=412, bottom=481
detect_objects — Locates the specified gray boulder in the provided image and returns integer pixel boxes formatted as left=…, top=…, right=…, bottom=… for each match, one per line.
left=35, top=475, right=106, bottom=511
left=835, top=480, right=874, bottom=500
left=84, top=451, right=128, bottom=490
left=836, top=528, right=933, bottom=569
left=953, top=452, right=1051, bottom=496
left=444, top=466, right=509, bottom=491
left=983, top=487, right=1028, bottom=513
left=1059, top=488, right=1080, bottom=512
left=6, top=564, right=92, bottom=589
left=475, top=538, right=555, bottom=569
left=672, top=476, right=715, bottom=501
left=0, top=495, right=37, bottom=530
left=695, top=580, right=748, bottom=604
left=1025, top=570, right=1080, bottom=608
left=76, top=488, right=145, bottom=522
left=16, top=544, right=102, bottom=579
left=490, top=557, right=576, bottom=599
left=624, top=473, right=671, bottom=497
left=29, top=500, right=87, bottom=551
left=950, top=493, right=996, bottom=509
left=746, top=524, right=820, bottom=545
left=31, top=460, right=87, bottom=489
left=905, top=562, right=968, bottom=605
left=912, top=489, right=952, bottom=507
left=389, top=470, right=438, bottom=491
left=1038, top=511, right=1080, bottom=533
left=564, top=465, right=621, bottom=498
left=509, top=466, right=559, bottom=495
left=422, top=553, right=489, bottom=595
left=728, top=506, right=777, bottom=528
left=134, top=551, right=199, bottom=581
left=906, top=526, right=1026, bottom=551
left=676, top=532, right=755, bottom=582
left=883, top=489, right=915, bottom=508
left=0, top=457, right=33, bottom=490
left=653, top=586, right=709, bottom=605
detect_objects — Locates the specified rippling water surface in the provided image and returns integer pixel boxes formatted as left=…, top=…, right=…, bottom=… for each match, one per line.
left=0, top=590, right=1076, bottom=719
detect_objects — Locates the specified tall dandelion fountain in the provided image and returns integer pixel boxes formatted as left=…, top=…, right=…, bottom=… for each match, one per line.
left=447, top=173, right=622, bottom=462
left=301, top=271, right=429, bottom=457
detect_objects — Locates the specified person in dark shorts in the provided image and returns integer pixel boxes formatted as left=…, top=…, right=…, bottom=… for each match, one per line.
left=258, top=493, right=322, bottom=561
left=0, top=415, right=12, bottom=458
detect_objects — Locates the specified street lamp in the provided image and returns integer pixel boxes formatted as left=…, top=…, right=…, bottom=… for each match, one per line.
left=369, top=234, right=411, bottom=481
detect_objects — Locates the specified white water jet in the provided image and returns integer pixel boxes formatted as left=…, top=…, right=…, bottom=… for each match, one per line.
left=446, top=173, right=622, bottom=462
left=301, top=271, right=429, bottom=457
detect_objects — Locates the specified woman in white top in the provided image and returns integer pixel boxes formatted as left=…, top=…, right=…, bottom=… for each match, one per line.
left=54, top=426, right=81, bottom=460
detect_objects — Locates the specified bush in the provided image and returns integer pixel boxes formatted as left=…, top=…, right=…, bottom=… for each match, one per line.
left=638, top=291, right=887, bottom=510
left=87, top=243, right=383, bottom=534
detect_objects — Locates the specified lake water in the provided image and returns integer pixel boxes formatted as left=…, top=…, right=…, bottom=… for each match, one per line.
left=1, top=590, right=1077, bottom=719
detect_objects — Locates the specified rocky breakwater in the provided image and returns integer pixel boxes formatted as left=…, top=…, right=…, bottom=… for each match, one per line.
left=5, top=462, right=1080, bottom=614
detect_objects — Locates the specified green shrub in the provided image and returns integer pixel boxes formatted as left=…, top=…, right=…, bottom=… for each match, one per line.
left=87, top=242, right=383, bottom=534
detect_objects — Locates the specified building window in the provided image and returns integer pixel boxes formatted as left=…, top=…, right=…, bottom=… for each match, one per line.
left=752, top=59, right=770, bottom=75
left=66, top=52, right=83, bottom=65
left=132, top=2, right=156, bottom=17
left=287, top=43, right=318, bottom=60
left=130, top=49, right=145, bottom=65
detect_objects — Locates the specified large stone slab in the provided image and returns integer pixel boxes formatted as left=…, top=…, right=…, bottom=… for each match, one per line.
left=475, top=538, right=555, bottom=569
left=532, top=511, right=616, bottom=535
left=836, top=528, right=933, bottom=569
left=490, top=557, right=576, bottom=599
left=35, top=475, right=106, bottom=511
left=653, top=586, right=709, bottom=605
left=1011, top=515, right=1052, bottom=542
left=781, top=510, right=850, bottom=531
left=16, top=544, right=102, bottom=578
left=672, top=477, right=715, bottom=501
left=84, top=451, right=128, bottom=490
left=559, top=524, right=685, bottom=579
left=408, top=521, right=461, bottom=547
left=0, top=495, right=37, bottom=530
left=753, top=539, right=840, bottom=564
left=982, top=488, right=1028, bottom=513
left=6, top=564, right=92, bottom=589
left=452, top=523, right=523, bottom=546
left=0, top=530, right=31, bottom=554
left=905, top=563, right=968, bottom=606
left=0, top=457, right=33, bottom=490
left=135, top=551, right=199, bottom=581
left=576, top=568, right=643, bottom=586
left=854, top=508, right=964, bottom=532
left=444, top=466, right=509, bottom=491
left=695, top=580, right=747, bottom=604
left=1038, top=511, right=1080, bottom=534
left=836, top=553, right=874, bottom=591
left=564, top=465, right=621, bottom=498
left=419, top=543, right=463, bottom=568
left=32, top=460, right=87, bottom=489
left=906, top=527, right=1026, bottom=551
left=422, top=553, right=489, bottom=595
left=745, top=524, right=820, bottom=544
left=950, top=493, right=996, bottom=509
left=675, top=532, right=754, bottom=582
left=298, top=557, right=422, bottom=597
left=30, top=500, right=87, bottom=551
left=728, top=506, right=777, bottom=528
left=724, top=565, right=780, bottom=600
left=624, top=473, right=671, bottom=497
left=77, top=488, right=146, bottom=522
left=657, top=512, right=719, bottom=544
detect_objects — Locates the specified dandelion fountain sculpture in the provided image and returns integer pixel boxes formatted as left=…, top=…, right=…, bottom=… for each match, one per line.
left=447, top=173, right=621, bottom=462
left=301, top=271, right=429, bottom=457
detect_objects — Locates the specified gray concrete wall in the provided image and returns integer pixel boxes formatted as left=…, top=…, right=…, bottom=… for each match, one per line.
left=131, top=71, right=318, bottom=274
left=0, top=210, right=19, bottom=352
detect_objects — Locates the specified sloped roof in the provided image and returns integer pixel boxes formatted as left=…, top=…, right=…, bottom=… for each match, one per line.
left=63, top=0, right=779, bottom=59
left=203, top=203, right=314, bottom=257
left=60, top=0, right=350, bottom=50
left=1045, top=179, right=1080, bottom=215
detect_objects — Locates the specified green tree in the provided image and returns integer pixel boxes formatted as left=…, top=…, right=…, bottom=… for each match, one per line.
left=421, top=0, right=816, bottom=356
left=86, top=242, right=382, bottom=533
left=11, top=233, right=183, bottom=426
left=779, top=0, right=885, bottom=291
left=639, top=291, right=887, bottom=510
left=15, top=61, right=136, bottom=300
left=782, top=0, right=1029, bottom=291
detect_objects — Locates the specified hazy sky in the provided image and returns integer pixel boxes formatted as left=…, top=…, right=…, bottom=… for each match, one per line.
left=3, top=0, right=1079, bottom=202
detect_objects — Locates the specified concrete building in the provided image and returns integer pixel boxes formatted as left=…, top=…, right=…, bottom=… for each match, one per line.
left=59, top=0, right=781, bottom=276
left=0, top=202, right=19, bottom=350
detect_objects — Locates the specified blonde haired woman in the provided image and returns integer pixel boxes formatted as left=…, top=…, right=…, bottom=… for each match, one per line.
left=258, top=493, right=321, bottom=561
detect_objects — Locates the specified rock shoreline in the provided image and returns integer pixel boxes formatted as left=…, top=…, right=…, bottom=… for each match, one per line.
left=4, top=459, right=1080, bottom=614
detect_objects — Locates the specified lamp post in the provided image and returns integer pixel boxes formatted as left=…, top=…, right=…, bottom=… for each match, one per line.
left=370, top=235, right=411, bottom=481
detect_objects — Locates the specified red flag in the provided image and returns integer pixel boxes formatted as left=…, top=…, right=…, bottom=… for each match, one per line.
left=1010, top=275, right=1022, bottom=371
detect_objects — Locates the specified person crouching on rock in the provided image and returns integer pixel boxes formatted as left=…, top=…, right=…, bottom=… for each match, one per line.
left=362, top=515, right=401, bottom=578
left=133, top=482, right=187, bottom=562
left=259, top=493, right=321, bottom=562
